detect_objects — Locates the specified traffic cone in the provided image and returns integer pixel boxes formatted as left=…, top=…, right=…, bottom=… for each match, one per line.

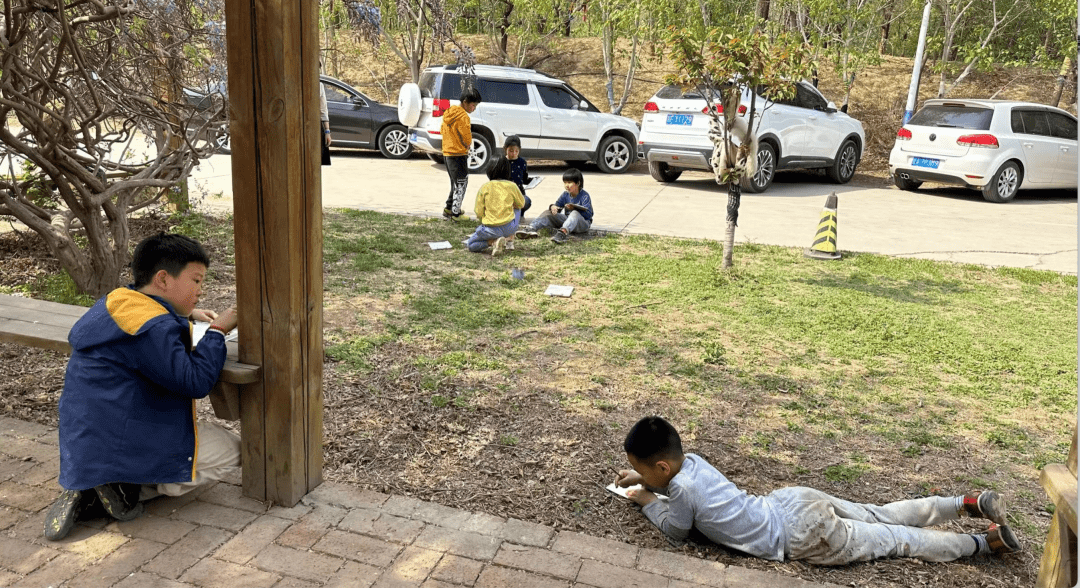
left=804, top=192, right=841, bottom=260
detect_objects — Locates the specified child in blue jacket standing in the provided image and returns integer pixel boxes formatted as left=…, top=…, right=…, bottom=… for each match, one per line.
left=44, top=233, right=241, bottom=541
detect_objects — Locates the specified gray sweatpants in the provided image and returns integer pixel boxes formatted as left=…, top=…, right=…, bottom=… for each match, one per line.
left=773, top=487, right=976, bottom=565
left=529, top=210, right=591, bottom=234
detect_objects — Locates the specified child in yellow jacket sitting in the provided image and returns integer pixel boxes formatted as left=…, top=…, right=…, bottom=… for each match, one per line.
left=465, top=156, right=525, bottom=256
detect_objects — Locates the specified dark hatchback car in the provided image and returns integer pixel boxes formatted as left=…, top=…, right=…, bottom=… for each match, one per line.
left=322, top=75, right=412, bottom=159
left=186, top=75, right=412, bottom=159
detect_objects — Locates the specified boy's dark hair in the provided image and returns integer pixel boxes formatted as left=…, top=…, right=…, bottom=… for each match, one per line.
left=562, top=167, right=584, bottom=188
left=503, top=135, right=521, bottom=149
left=487, top=156, right=511, bottom=181
left=460, top=87, right=482, bottom=105
left=131, top=233, right=211, bottom=288
left=624, top=416, right=683, bottom=465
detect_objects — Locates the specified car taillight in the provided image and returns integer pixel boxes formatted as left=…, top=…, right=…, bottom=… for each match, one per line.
left=432, top=98, right=450, bottom=117
left=957, top=134, right=999, bottom=148
left=643, top=101, right=658, bottom=112
left=702, top=104, right=724, bottom=114
left=737, top=105, right=747, bottom=116
left=896, top=128, right=912, bottom=140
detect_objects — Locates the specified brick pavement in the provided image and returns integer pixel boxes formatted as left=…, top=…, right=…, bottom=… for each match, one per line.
left=0, top=416, right=842, bottom=588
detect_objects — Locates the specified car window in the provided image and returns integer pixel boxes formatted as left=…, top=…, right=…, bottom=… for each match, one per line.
left=323, top=83, right=357, bottom=105
left=794, top=83, right=829, bottom=110
left=1017, top=110, right=1052, bottom=136
left=907, top=105, right=993, bottom=130
left=537, top=85, right=580, bottom=110
left=475, top=79, right=529, bottom=105
left=1047, top=112, right=1077, bottom=140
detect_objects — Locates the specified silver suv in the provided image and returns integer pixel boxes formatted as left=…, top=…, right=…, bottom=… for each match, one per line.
left=637, top=82, right=865, bottom=192
left=398, top=64, right=639, bottom=173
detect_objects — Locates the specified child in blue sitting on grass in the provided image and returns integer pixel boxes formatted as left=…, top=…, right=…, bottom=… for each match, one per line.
left=464, top=156, right=525, bottom=256
left=515, top=168, right=592, bottom=245
left=614, top=416, right=1020, bottom=565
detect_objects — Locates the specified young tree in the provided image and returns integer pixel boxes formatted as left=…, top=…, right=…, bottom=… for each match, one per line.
left=0, top=0, right=228, bottom=297
left=666, top=26, right=814, bottom=269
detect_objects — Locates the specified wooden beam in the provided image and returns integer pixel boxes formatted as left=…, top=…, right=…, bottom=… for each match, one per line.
left=223, top=0, right=323, bottom=505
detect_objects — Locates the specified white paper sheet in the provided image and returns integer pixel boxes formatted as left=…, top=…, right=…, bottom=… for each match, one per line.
left=544, top=284, right=574, bottom=297
left=427, top=241, right=453, bottom=250
left=605, top=483, right=667, bottom=501
left=523, top=176, right=544, bottom=190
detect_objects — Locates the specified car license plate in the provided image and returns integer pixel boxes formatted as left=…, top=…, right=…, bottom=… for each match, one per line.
left=666, top=114, right=693, bottom=126
left=912, top=157, right=939, bottom=169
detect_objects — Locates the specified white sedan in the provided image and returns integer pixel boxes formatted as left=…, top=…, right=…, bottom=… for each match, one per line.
left=889, top=99, right=1077, bottom=202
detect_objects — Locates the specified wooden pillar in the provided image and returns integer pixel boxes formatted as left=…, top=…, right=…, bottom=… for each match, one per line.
left=223, top=0, right=323, bottom=505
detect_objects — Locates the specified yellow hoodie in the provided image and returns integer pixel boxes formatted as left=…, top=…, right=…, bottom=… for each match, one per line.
left=475, top=180, right=525, bottom=226
left=440, top=105, right=472, bottom=156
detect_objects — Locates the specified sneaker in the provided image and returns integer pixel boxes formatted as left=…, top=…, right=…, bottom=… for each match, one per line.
left=985, top=524, right=1021, bottom=555
left=492, top=237, right=506, bottom=257
left=505, top=240, right=515, bottom=251
left=515, top=229, right=539, bottom=240
left=962, top=490, right=1007, bottom=526
left=550, top=229, right=569, bottom=244
left=443, top=208, right=455, bottom=220
left=43, top=489, right=89, bottom=541
left=94, top=483, right=144, bottom=522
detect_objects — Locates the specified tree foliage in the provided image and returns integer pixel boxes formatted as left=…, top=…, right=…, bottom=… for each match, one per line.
left=1, top=0, right=228, bottom=297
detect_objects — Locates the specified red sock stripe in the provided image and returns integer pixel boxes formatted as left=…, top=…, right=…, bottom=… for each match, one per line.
left=963, top=495, right=978, bottom=506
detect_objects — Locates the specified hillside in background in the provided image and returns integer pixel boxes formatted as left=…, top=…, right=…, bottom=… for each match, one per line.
left=328, top=35, right=1075, bottom=183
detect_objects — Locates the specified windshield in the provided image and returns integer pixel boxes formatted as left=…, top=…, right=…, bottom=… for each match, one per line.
left=909, top=105, right=993, bottom=130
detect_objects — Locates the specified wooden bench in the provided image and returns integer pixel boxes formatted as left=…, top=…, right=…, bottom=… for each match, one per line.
left=1037, top=424, right=1078, bottom=588
left=0, top=293, right=258, bottom=421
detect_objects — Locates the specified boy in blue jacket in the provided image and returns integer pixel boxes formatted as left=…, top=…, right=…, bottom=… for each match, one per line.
left=515, top=168, right=592, bottom=245
left=503, top=135, right=532, bottom=216
left=44, top=233, right=240, bottom=541
left=615, top=416, right=1020, bottom=565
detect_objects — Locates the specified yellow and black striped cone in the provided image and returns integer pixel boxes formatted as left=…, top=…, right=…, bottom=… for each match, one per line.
left=804, top=192, right=841, bottom=260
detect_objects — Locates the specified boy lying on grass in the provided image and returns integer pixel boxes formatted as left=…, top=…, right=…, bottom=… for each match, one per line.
left=614, top=416, right=1020, bottom=565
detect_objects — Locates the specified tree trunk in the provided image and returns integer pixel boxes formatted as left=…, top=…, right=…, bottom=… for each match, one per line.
left=879, top=7, right=891, bottom=53
left=721, top=183, right=741, bottom=269
left=498, top=0, right=513, bottom=61
left=756, top=0, right=770, bottom=21
left=1052, top=57, right=1072, bottom=107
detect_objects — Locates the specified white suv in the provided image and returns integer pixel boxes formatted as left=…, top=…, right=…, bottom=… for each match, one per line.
left=398, top=64, right=639, bottom=173
left=637, top=82, right=865, bottom=192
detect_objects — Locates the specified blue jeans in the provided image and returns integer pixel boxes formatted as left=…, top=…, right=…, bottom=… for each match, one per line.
left=529, top=209, right=590, bottom=234
left=773, top=487, right=975, bottom=564
left=466, top=211, right=521, bottom=252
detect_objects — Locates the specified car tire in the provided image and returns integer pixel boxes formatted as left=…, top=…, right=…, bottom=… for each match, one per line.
left=398, top=83, right=422, bottom=127
left=981, top=161, right=1022, bottom=203
left=467, top=133, right=493, bottom=173
left=893, top=174, right=922, bottom=191
left=596, top=135, right=634, bottom=174
left=377, top=125, right=412, bottom=159
left=427, top=153, right=445, bottom=165
left=827, top=140, right=858, bottom=184
left=215, top=132, right=231, bottom=155
left=741, top=142, right=776, bottom=193
left=648, top=161, right=682, bottom=183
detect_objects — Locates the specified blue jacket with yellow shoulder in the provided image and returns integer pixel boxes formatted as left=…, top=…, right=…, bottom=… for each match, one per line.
left=58, top=287, right=227, bottom=490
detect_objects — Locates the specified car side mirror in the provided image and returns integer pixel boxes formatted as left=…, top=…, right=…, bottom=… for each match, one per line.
left=578, top=99, right=588, bottom=111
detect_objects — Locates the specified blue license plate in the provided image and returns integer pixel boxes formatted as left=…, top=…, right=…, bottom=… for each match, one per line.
left=912, top=157, right=940, bottom=169
left=666, top=114, right=693, bottom=126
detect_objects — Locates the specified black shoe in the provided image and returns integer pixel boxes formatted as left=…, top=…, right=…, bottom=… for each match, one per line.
left=43, top=489, right=89, bottom=541
left=94, top=483, right=144, bottom=522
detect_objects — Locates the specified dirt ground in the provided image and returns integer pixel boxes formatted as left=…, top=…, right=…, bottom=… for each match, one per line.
left=0, top=213, right=1049, bottom=588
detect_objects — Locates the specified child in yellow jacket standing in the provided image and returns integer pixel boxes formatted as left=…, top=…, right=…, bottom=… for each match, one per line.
left=442, top=87, right=482, bottom=219
left=464, top=156, right=524, bottom=255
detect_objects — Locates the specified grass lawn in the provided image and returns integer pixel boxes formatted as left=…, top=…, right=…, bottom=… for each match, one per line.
left=2, top=207, right=1074, bottom=587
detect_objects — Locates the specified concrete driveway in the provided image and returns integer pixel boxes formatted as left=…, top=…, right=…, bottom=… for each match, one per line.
left=190, top=150, right=1078, bottom=274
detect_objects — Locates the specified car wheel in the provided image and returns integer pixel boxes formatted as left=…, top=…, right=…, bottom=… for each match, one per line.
left=981, top=161, right=1021, bottom=203
left=427, top=153, right=445, bottom=165
left=741, top=142, right=775, bottom=193
left=397, top=83, right=422, bottom=127
left=893, top=174, right=922, bottom=191
left=596, top=135, right=634, bottom=174
left=827, top=140, right=858, bottom=184
left=377, top=125, right=412, bottom=159
left=467, top=134, right=493, bottom=173
left=215, top=132, right=231, bottom=155
left=648, top=161, right=682, bottom=183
